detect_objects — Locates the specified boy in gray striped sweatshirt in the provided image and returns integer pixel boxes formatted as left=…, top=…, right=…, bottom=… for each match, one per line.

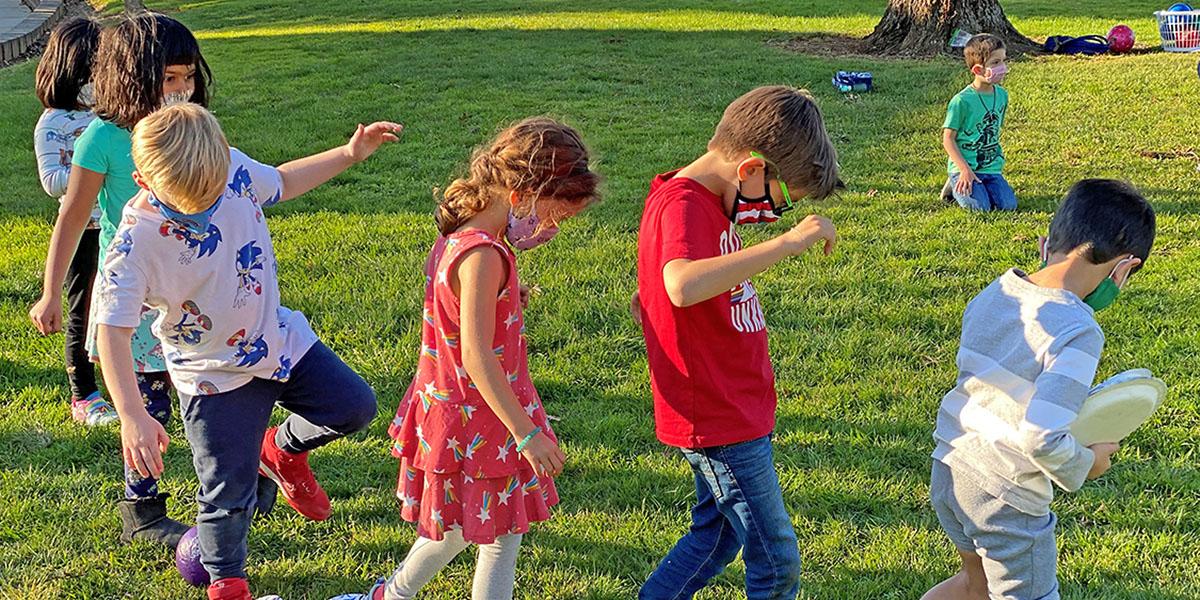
left=923, top=180, right=1156, bottom=600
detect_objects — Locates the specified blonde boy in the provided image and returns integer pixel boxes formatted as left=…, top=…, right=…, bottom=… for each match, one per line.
left=93, top=104, right=400, bottom=600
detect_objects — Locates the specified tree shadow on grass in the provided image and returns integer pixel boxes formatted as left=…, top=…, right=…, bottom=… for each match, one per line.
left=181, top=0, right=883, bottom=36
left=183, top=26, right=966, bottom=221
left=175, top=0, right=1179, bottom=38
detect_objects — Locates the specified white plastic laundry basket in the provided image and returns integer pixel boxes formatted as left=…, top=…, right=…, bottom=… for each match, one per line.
left=1156, top=10, right=1200, bottom=52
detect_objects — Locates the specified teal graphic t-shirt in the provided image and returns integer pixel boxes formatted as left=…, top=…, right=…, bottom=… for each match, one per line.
left=944, top=85, right=1008, bottom=175
left=72, top=118, right=167, bottom=372
left=71, top=119, right=138, bottom=262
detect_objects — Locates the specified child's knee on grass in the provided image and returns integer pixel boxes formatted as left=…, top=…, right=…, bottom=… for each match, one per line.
left=986, top=176, right=1017, bottom=212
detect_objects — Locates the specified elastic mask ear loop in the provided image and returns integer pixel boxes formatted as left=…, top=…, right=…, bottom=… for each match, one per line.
left=1111, top=256, right=1137, bottom=289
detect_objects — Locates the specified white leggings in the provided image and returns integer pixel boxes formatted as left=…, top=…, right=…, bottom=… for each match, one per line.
left=384, top=530, right=523, bottom=600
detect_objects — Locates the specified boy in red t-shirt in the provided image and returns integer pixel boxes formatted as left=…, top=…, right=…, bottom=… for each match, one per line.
left=635, top=86, right=841, bottom=599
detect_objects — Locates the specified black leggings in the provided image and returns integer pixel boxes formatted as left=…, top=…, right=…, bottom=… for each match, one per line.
left=64, top=227, right=100, bottom=400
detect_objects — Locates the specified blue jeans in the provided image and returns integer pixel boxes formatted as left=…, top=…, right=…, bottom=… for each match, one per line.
left=179, top=341, right=376, bottom=580
left=640, top=435, right=801, bottom=600
left=124, top=371, right=173, bottom=498
left=948, top=172, right=1017, bottom=212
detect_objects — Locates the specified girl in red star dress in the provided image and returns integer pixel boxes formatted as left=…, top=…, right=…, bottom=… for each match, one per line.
left=373, top=118, right=600, bottom=600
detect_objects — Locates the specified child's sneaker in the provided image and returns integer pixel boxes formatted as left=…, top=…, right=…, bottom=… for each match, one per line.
left=327, top=577, right=386, bottom=600
left=258, top=426, right=331, bottom=521
left=207, top=577, right=284, bottom=600
left=71, top=392, right=119, bottom=426
left=940, top=178, right=956, bottom=205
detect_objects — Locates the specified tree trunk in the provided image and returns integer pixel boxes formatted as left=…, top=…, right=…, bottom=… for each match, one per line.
left=865, top=0, right=1036, bottom=57
left=124, top=0, right=147, bottom=13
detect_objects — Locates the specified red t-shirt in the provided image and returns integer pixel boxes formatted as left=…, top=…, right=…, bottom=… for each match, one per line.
left=636, top=171, right=777, bottom=448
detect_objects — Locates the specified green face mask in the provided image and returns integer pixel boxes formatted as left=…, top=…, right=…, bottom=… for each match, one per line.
left=1039, top=240, right=1134, bottom=312
left=1083, top=277, right=1121, bottom=311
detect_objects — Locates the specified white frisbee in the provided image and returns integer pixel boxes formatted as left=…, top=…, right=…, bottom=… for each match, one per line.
left=1071, top=369, right=1167, bottom=446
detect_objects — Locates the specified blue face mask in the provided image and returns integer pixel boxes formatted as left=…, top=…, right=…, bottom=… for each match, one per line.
left=148, top=192, right=221, bottom=235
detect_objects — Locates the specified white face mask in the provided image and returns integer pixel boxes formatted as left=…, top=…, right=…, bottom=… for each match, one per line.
left=162, top=90, right=192, bottom=107
left=77, top=83, right=95, bottom=108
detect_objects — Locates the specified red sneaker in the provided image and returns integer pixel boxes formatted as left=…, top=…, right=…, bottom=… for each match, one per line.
left=208, top=578, right=282, bottom=600
left=208, top=578, right=251, bottom=600
left=258, top=426, right=331, bottom=521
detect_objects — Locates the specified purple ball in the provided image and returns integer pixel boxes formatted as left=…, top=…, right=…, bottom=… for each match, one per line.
left=175, top=526, right=210, bottom=587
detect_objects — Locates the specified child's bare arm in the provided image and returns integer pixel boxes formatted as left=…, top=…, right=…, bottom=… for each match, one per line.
left=662, top=215, right=836, bottom=307
left=942, top=129, right=978, bottom=195
left=457, top=246, right=564, bottom=478
left=275, top=121, right=402, bottom=202
left=97, top=324, right=169, bottom=479
left=29, top=167, right=105, bottom=334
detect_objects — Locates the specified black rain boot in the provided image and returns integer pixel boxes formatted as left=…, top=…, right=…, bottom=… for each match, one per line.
left=118, top=493, right=191, bottom=548
left=254, top=473, right=278, bottom=519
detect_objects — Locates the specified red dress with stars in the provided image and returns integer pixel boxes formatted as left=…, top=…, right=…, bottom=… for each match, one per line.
left=389, top=230, right=559, bottom=543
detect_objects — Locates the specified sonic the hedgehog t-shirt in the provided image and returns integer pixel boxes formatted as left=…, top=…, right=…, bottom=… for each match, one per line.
left=92, top=148, right=318, bottom=397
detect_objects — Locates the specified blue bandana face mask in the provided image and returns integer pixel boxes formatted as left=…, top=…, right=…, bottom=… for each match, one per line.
left=148, top=192, right=221, bottom=235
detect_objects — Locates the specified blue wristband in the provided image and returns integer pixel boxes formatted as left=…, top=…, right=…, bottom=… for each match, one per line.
left=516, top=426, right=543, bottom=453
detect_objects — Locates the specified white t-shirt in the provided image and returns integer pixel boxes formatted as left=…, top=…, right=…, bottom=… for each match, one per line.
left=34, top=108, right=101, bottom=222
left=92, top=148, right=318, bottom=396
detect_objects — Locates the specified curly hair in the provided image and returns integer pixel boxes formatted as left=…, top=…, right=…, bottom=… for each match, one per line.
left=436, top=117, right=601, bottom=236
left=92, top=12, right=212, bottom=129
left=34, top=17, right=101, bottom=111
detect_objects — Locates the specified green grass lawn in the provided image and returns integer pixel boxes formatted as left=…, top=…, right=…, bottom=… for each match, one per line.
left=2, top=0, right=1199, bottom=598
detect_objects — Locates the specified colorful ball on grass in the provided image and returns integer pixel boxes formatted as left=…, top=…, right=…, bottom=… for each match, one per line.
left=1108, top=24, right=1136, bottom=53
left=1164, top=4, right=1194, bottom=41
left=175, top=526, right=210, bottom=587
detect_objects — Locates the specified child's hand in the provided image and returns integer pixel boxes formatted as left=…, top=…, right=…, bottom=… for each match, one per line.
left=1087, top=442, right=1120, bottom=479
left=630, top=291, right=642, bottom=328
left=520, top=431, right=565, bottom=478
left=344, top=121, right=403, bottom=163
left=955, top=168, right=980, bottom=196
left=122, top=411, right=170, bottom=479
left=29, top=292, right=63, bottom=335
left=519, top=284, right=532, bottom=309
left=781, top=214, right=837, bottom=256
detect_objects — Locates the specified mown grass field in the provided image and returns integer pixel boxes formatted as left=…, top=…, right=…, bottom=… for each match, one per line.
left=1, top=0, right=1197, bottom=598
